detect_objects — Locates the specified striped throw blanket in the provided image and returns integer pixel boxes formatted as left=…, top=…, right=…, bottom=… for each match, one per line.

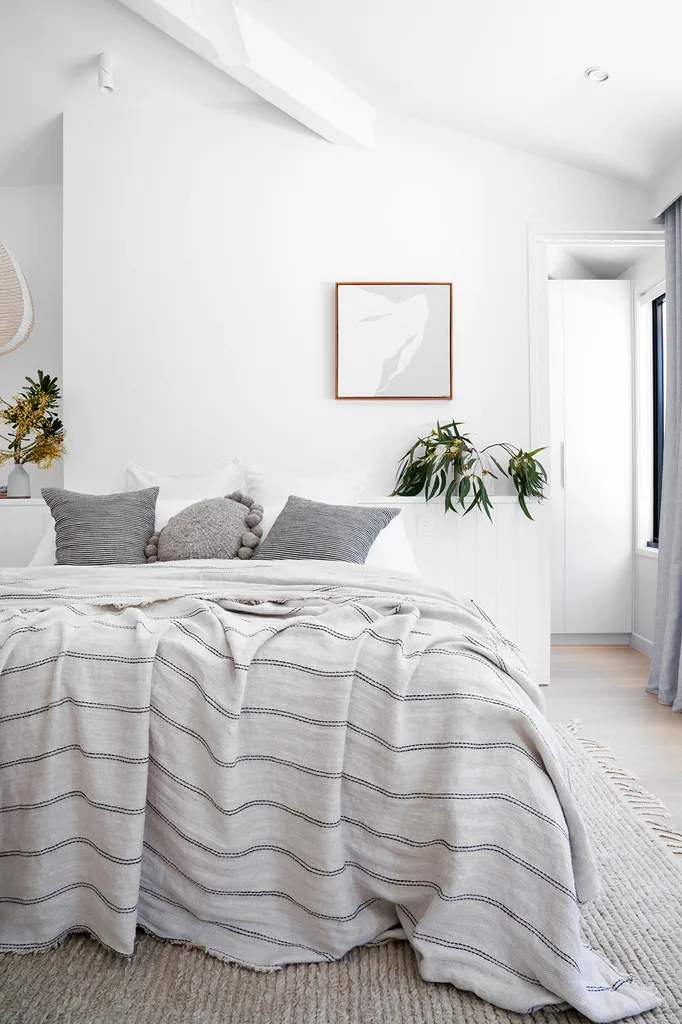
left=0, top=561, right=660, bottom=1022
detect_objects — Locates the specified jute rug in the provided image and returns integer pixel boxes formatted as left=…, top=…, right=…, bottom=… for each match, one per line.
left=1, top=724, right=681, bottom=1024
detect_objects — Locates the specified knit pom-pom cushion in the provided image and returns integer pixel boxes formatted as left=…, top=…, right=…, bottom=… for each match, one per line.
left=146, top=491, right=263, bottom=562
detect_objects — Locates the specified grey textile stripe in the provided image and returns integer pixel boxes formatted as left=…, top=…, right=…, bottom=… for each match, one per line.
left=255, top=495, right=399, bottom=563
left=41, top=487, right=159, bottom=566
left=0, top=561, right=662, bottom=1018
left=145, top=799, right=576, bottom=900
left=1, top=724, right=677, bottom=1021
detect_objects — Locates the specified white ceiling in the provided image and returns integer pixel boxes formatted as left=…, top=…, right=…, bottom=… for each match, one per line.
left=547, top=244, right=662, bottom=279
left=2, top=0, right=682, bottom=190
left=241, top=0, right=682, bottom=186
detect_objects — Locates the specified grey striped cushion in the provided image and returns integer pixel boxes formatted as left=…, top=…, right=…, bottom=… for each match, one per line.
left=42, top=487, right=159, bottom=565
left=255, top=495, right=399, bottom=563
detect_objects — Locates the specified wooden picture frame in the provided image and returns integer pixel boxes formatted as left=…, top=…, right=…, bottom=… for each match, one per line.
left=335, top=281, right=453, bottom=400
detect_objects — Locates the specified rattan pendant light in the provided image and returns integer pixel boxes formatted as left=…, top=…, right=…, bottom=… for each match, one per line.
left=0, top=238, right=34, bottom=356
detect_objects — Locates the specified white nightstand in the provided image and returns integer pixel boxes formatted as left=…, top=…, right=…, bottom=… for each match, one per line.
left=0, top=498, right=51, bottom=567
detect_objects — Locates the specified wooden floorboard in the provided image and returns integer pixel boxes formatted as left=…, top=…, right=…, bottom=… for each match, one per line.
left=543, top=645, right=682, bottom=826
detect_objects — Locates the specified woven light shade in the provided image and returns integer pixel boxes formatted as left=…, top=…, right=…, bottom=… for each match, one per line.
left=0, top=238, right=34, bottom=356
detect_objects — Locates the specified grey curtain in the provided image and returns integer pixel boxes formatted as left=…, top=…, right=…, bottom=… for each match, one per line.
left=648, top=198, right=682, bottom=710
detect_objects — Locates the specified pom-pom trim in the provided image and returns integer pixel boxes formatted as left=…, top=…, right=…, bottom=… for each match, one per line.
left=225, top=490, right=263, bottom=559
left=146, top=493, right=263, bottom=563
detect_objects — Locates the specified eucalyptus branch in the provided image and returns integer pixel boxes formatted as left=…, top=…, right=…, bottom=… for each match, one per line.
left=391, top=419, right=547, bottom=521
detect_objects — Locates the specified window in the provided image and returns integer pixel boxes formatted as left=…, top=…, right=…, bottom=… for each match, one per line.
left=650, top=293, right=666, bottom=547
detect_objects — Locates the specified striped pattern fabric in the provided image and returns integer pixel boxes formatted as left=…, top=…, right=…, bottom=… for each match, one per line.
left=0, top=561, right=660, bottom=1021
left=41, top=487, right=159, bottom=565
left=256, top=495, right=399, bottom=563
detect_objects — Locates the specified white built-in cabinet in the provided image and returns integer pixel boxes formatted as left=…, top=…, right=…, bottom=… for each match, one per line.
left=549, top=280, right=632, bottom=637
left=0, top=499, right=50, bottom=568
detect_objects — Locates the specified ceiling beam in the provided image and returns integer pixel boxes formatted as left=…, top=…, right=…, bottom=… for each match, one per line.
left=116, top=0, right=248, bottom=68
left=116, top=0, right=375, bottom=150
left=193, top=0, right=249, bottom=67
left=229, top=4, right=375, bottom=150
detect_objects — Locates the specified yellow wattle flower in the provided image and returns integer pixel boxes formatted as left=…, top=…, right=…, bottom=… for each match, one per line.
left=0, top=376, right=65, bottom=470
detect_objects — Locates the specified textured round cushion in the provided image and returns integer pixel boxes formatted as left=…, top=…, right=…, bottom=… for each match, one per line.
left=147, top=492, right=263, bottom=562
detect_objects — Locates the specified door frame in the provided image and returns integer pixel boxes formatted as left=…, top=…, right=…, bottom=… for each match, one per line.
left=527, top=227, right=665, bottom=451
left=527, top=226, right=665, bottom=655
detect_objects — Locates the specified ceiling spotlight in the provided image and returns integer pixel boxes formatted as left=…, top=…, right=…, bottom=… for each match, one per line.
left=585, top=66, right=609, bottom=82
left=97, top=53, right=114, bottom=93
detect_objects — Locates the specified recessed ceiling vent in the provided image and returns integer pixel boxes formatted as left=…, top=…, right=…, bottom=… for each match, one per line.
left=585, top=66, right=609, bottom=82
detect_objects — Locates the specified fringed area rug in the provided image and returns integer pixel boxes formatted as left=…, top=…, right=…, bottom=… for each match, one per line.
left=1, top=724, right=681, bottom=1024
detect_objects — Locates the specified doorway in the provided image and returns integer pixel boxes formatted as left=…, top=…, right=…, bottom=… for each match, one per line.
left=528, top=230, right=665, bottom=662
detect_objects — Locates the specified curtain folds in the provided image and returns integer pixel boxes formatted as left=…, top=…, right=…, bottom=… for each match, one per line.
left=648, top=198, right=682, bottom=711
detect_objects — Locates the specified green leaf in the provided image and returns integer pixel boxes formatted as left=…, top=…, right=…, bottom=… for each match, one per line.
left=518, top=492, right=533, bottom=519
left=390, top=419, right=547, bottom=522
left=444, top=476, right=458, bottom=513
left=489, top=455, right=508, bottom=477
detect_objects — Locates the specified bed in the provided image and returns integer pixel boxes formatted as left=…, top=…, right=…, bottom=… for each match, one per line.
left=0, top=557, right=660, bottom=1022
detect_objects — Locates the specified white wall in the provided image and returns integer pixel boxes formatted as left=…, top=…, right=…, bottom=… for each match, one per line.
left=651, top=157, right=682, bottom=220
left=0, top=184, right=63, bottom=491
left=62, top=98, right=653, bottom=497
left=620, top=246, right=666, bottom=656
left=633, top=554, right=658, bottom=655
left=620, top=246, right=666, bottom=294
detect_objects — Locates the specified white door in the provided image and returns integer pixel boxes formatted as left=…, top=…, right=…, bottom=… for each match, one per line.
left=549, top=280, right=633, bottom=635
left=549, top=282, right=566, bottom=634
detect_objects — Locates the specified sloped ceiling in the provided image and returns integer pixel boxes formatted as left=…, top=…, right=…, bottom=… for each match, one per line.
left=241, top=0, right=682, bottom=188
left=2, top=0, right=681, bottom=194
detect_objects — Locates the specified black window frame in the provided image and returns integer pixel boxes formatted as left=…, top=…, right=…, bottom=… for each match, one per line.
left=650, top=292, right=666, bottom=548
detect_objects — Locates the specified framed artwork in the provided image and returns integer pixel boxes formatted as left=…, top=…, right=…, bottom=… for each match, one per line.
left=335, top=281, right=453, bottom=400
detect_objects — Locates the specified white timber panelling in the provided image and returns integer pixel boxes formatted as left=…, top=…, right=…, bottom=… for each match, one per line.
left=0, top=499, right=49, bottom=568
left=362, top=497, right=550, bottom=685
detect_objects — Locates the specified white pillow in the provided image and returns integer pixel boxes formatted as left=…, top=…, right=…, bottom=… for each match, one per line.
left=245, top=465, right=367, bottom=506
left=29, top=498, right=198, bottom=567
left=364, top=513, right=420, bottom=575
left=29, top=521, right=57, bottom=566
left=154, top=498, right=196, bottom=531
left=125, top=460, right=240, bottom=499
left=260, top=505, right=419, bottom=575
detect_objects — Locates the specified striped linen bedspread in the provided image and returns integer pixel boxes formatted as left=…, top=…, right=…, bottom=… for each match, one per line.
left=0, top=560, right=660, bottom=1022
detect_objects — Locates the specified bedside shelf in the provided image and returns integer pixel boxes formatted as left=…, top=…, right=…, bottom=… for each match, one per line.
left=0, top=499, right=50, bottom=567
left=0, top=498, right=47, bottom=506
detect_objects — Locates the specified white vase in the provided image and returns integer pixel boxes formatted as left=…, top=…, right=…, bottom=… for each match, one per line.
left=7, top=463, right=30, bottom=498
